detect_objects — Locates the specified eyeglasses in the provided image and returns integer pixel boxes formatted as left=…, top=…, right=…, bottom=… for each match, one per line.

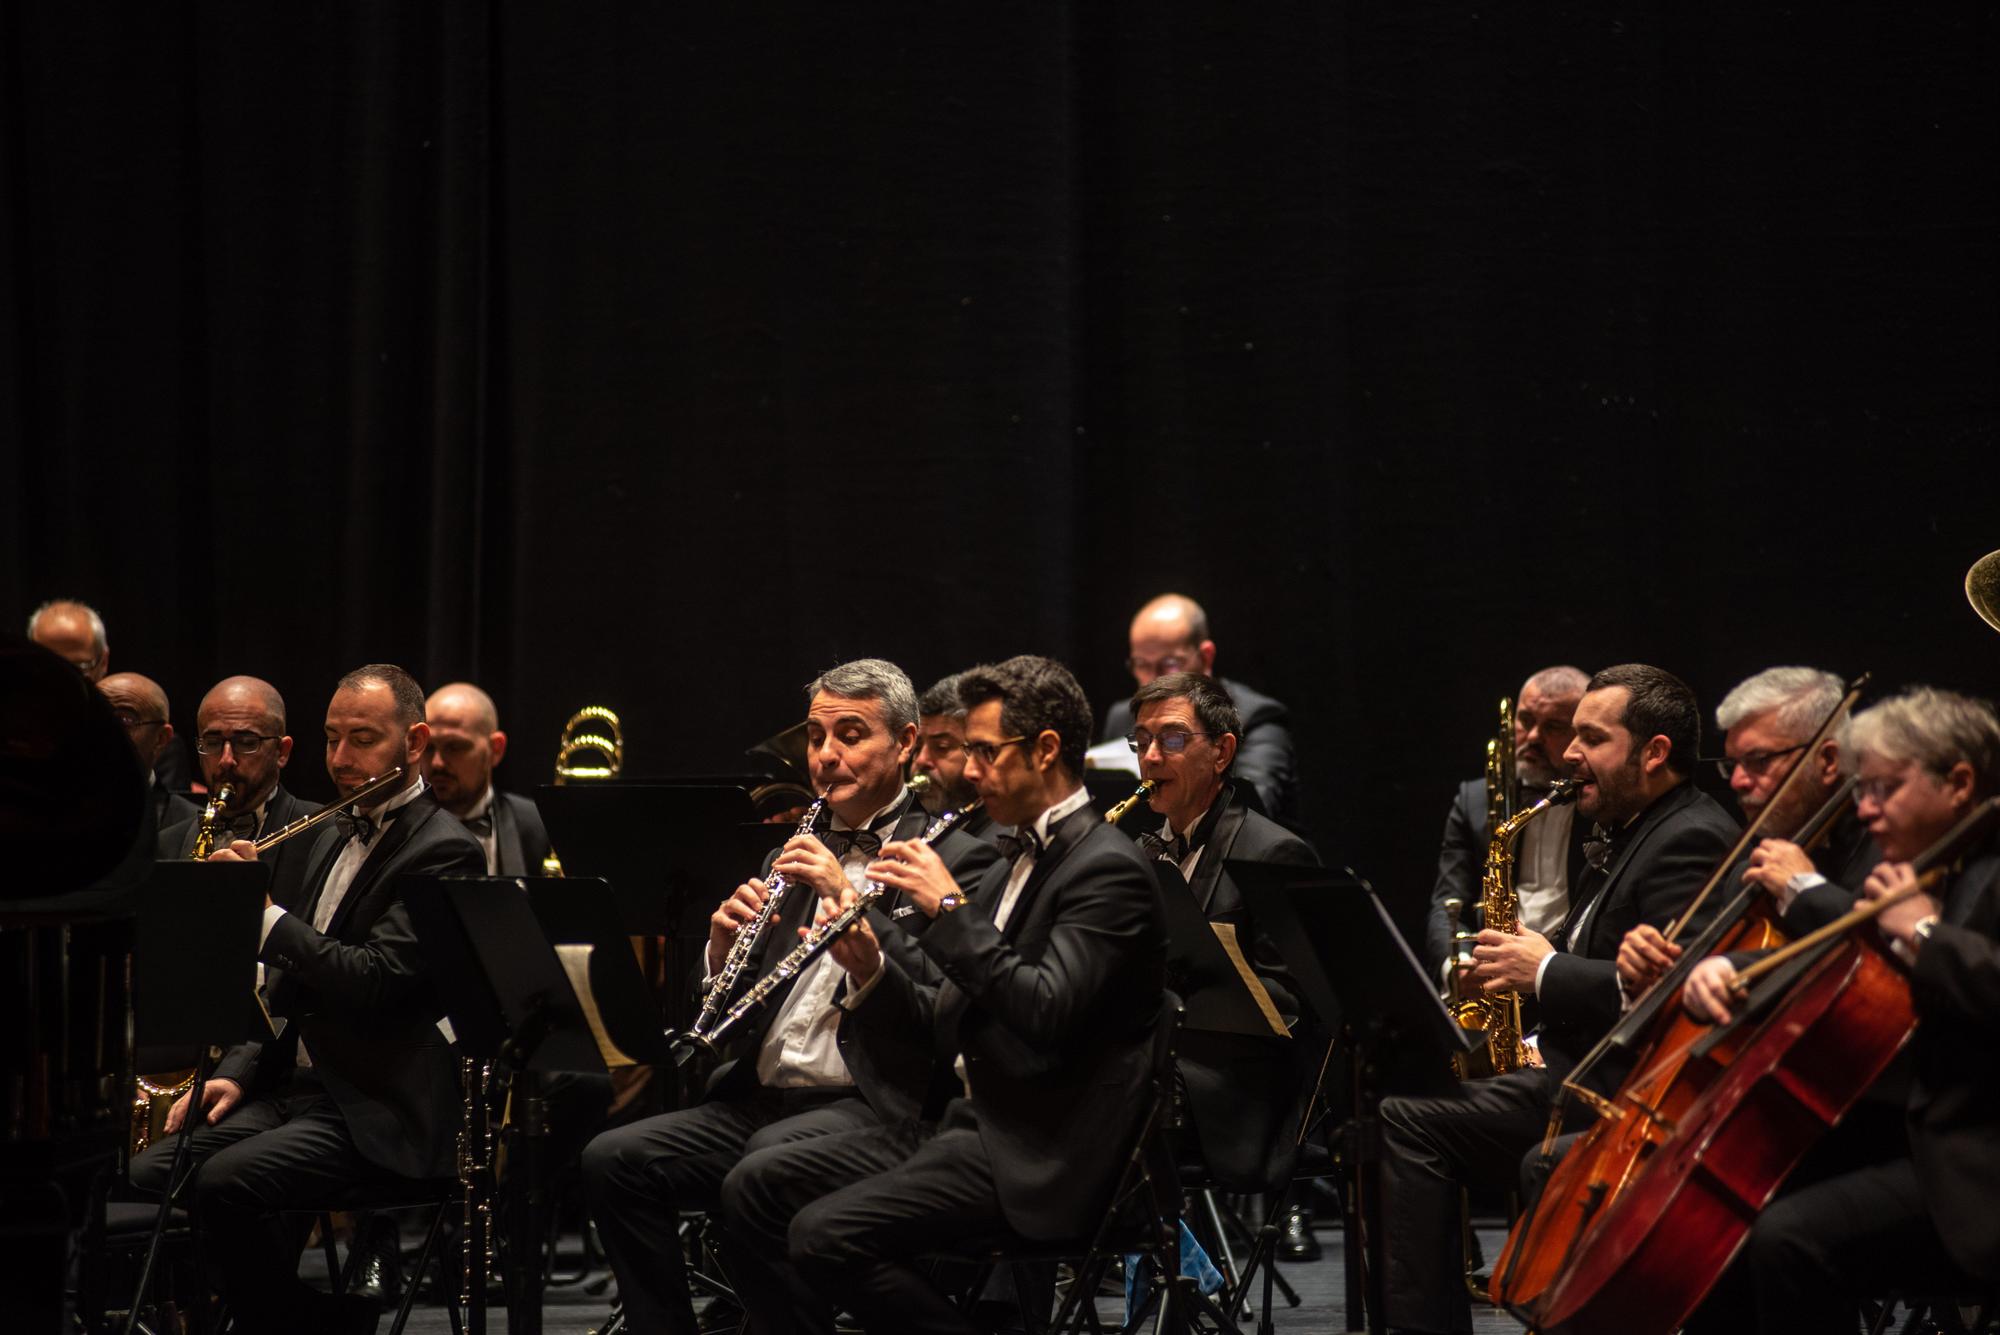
left=1124, top=653, right=1195, bottom=677
left=1854, top=772, right=1921, bottom=805
left=195, top=732, right=282, bottom=756
left=1126, top=729, right=1212, bottom=755
left=1711, top=744, right=1807, bottom=783
left=112, top=710, right=164, bottom=731
left=963, top=735, right=1030, bottom=766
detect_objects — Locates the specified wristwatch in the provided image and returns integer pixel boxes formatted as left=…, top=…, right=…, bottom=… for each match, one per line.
left=1912, top=914, right=1941, bottom=948
left=937, top=893, right=963, bottom=914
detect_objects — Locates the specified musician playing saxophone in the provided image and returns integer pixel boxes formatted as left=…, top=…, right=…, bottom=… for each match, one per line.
left=580, top=659, right=998, bottom=1335
left=1378, top=665, right=1738, bottom=1335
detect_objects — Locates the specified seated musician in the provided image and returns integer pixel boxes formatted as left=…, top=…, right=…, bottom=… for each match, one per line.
left=1679, top=687, right=2000, bottom=1333
left=1427, top=664, right=1590, bottom=986
left=158, top=676, right=322, bottom=909
left=1616, top=665, right=1874, bottom=997
left=726, top=655, right=1164, bottom=1335
left=912, top=671, right=998, bottom=840
left=579, top=658, right=998, bottom=1335
left=422, top=680, right=552, bottom=874
left=1378, top=664, right=1738, bottom=1335
left=98, top=670, right=200, bottom=831
left=128, top=664, right=484, bottom=1334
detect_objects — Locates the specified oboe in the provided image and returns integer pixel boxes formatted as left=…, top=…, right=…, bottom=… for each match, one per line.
left=689, top=796, right=827, bottom=1037
left=673, top=798, right=983, bottom=1063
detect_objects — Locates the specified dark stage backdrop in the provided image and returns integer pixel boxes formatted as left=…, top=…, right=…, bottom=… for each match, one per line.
left=5, top=4, right=1995, bottom=942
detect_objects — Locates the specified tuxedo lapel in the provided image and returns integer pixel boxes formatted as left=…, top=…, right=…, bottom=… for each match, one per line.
left=324, top=799, right=434, bottom=939
left=1190, top=787, right=1247, bottom=914
left=492, top=796, right=523, bottom=877
left=1002, top=805, right=1095, bottom=939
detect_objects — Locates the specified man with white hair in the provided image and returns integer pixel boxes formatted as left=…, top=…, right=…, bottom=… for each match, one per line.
left=27, top=597, right=109, bottom=679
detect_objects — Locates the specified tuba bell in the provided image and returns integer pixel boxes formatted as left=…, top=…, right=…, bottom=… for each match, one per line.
left=543, top=707, right=622, bottom=874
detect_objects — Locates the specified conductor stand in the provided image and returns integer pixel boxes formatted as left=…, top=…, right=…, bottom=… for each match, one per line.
left=1235, top=862, right=1478, bottom=1335
left=405, top=876, right=610, bottom=1335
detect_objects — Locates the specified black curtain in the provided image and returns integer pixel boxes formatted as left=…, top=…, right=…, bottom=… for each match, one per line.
left=5, top=3, right=1995, bottom=941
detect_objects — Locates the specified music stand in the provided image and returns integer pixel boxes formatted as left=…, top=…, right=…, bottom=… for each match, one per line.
left=403, top=875, right=609, bottom=1335
left=1151, top=861, right=1284, bottom=1040
left=534, top=784, right=754, bottom=938
left=1232, top=861, right=1477, bottom=1335
left=126, top=860, right=271, bottom=1332
left=523, top=876, right=673, bottom=1068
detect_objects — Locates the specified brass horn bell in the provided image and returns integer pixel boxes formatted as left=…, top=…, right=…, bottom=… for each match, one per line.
left=1969, top=549, right=2000, bottom=634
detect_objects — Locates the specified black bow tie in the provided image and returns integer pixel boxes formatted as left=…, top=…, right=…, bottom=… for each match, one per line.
left=823, top=815, right=898, bottom=860
left=1138, top=829, right=1192, bottom=863
left=997, top=826, right=1046, bottom=863
left=338, top=811, right=378, bottom=845
left=223, top=810, right=261, bottom=840
left=462, top=810, right=494, bottom=838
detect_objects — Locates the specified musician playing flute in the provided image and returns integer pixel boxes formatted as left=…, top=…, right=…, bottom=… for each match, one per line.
left=128, top=664, right=484, bottom=1334
left=580, top=659, right=997, bottom=1335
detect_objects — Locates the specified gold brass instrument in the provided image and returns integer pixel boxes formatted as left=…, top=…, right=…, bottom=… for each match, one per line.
left=675, top=799, right=984, bottom=1063
left=905, top=772, right=934, bottom=798
left=543, top=706, right=623, bottom=873
left=1450, top=775, right=1582, bottom=1079
left=1105, top=779, right=1156, bottom=825
left=132, top=782, right=240, bottom=1155
left=688, top=797, right=828, bottom=1040
left=1444, top=701, right=1515, bottom=1015
left=253, top=767, right=406, bottom=852
left=1969, top=548, right=2000, bottom=633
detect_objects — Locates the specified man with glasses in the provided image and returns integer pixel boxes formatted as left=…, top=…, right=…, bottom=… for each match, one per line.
left=158, top=676, right=321, bottom=908
left=98, top=671, right=199, bottom=832
left=1097, top=593, right=1298, bottom=822
left=423, top=681, right=550, bottom=875
left=910, top=672, right=996, bottom=840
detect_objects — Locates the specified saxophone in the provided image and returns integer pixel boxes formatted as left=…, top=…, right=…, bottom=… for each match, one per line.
left=130, top=783, right=238, bottom=1156
left=1450, top=773, right=1581, bottom=1079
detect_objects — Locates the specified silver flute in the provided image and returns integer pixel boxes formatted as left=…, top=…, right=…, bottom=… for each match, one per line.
left=676, top=798, right=982, bottom=1060
left=689, top=796, right=827, bottom=1037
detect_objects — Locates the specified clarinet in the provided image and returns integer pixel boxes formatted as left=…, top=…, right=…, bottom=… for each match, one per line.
left=674, top=798, right=982, bottom=1061
left=688, top=796, right=827, bottom=1038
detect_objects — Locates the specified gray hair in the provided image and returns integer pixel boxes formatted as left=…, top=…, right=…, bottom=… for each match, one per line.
left=1523, top=665, right=1590, bottom=699
left=919, top=672, right=968, bottom=721
left=1715, top=667, right=1844, bottom=739
left=1843, top=687, right=2000, bottom=791
left=806, top=659, right=919, bottom=732
left=26, top=598, right=108, bottom=655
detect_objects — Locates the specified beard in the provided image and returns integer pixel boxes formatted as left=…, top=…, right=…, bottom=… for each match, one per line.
left=1580, top=750, right=1645, bottom=824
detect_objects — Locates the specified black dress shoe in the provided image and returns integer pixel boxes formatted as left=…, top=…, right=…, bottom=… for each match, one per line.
left=349, top=1218, right=403, bottom=1306
left=1279, top=1205, right=1321, bottom=1262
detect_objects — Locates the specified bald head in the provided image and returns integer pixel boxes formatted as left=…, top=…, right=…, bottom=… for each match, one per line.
left=192, top=675, right=292, bottom=807
left=1126, top=592, right=1217, bottom=686
left=28, top=599, right=108, bottom=679
left=425, top=682, right=507, bottom=817
left=98, top=671, right=174, bottom=767
left=200, top=676, right=287, bottom=734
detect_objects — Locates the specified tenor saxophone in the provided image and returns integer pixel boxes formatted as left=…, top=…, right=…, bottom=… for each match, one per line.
left=1450, top=776, right=1581, bottom=1079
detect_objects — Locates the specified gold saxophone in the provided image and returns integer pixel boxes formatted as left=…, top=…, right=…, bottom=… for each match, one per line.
left=130, top=783, right=238, bottom=1156
left=1450, top=771, right=1581, bottom=1080
left=1105, top=779, right=1156, bottom=825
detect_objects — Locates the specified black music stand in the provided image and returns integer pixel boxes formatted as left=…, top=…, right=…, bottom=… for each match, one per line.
left=403, top=876, right=609, bottom=1335
left=126, top=859, right=270, bottom=1333
left=534, top=784, right=755, bottom=938
left=1152, top=860, right=1285, bottom=1040
left=1233, top=861, right=1477, bottom=1335
left=523, top=875, right=674, bottom=1068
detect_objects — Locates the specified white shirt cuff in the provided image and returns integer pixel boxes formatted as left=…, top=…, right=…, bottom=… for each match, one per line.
left=1534, top=950, right=1556, bottom=999
left=840, top=962, right=887, bottom=1009
left=1778, top=870, right=1828, bottom=913
left=258, top=903, right=289, bottom=950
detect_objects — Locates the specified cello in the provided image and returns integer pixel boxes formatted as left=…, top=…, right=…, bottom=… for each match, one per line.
left=1529, top=795, right=2000, bottom=1335
left=1490, top=678, right=1865, bottom=1313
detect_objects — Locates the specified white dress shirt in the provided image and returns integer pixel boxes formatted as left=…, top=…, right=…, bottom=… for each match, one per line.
left=1515, top=799, right=1575, bottom=937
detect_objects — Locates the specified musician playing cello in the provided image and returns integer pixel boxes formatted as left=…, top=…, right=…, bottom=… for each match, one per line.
left=579, top=659, right=996, bottom=1335
left=1680, top=687, right=2000, bottom=1332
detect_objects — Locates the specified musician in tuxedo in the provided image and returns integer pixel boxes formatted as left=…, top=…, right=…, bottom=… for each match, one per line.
left=125, top=663, right=481, bottom=1332
left=1098, top=593, right=1298, bottom=821
left=764, top=654, right=1164, bottom=1335
left=98, top=670, right=200, bottom=831
left=157, top=676, right=321, bottom=909
left=1377, top=664, right=1738, bottom=1335
left=579, top=659, right=998, bottom=1335
left=1426, top=665, right=1590, bottom=982
left=912, top=671, right=997, bottom=840
left=1679, top=687, right=2000, bottom=1332
left=1616, top=666, right=1876, bottom=997
left=423, top=680, right=551, bottom=875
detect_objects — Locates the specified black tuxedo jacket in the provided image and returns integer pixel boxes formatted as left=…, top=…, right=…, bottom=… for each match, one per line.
left=1906, top=833, right=2000, bottom=1280
left=854, top=801, right=1166, bottom=1241
left=152, top=783, right=200, bottom=834
left=1536, top=782, right=1739, bottom=1084
left=700, top=794, right=1001, bottom=1124
left=1100, top=676, right=1298, bottom=822
left=1167, top=780, right=1317, bottom=1018
left=1426, top=777, right=1593, bottom=973
left=489, top=789, right=552, bottom=876
left=159, top=784, right=323, bottom=910
left=216, top=788, right=484, bottom=1180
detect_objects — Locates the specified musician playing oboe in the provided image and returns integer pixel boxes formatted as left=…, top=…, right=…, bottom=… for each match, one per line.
left=580, top=659, right=998, bottom=1335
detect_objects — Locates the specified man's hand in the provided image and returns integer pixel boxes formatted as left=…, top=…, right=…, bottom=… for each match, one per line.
left=772, top=835, right=851, bottom=900
left=1681, top=956, right=1741, bottom=1025
left=206, top=838, right=259, bottom=863
left=1616, top=923, right=1682, bottom=994
left=164, top=1077, right=243, bottom=1134
left=866, top=838, right=963, bottom=920
left=1741, top=839, right=1814, bottom=897
left=812, top=886, right=883, bottom=985
left=1470, top=926, right=1555, bottom=995
left=1863, top=861, right=1942, bottom=947
left=708, top=879, right=770, bottom=974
